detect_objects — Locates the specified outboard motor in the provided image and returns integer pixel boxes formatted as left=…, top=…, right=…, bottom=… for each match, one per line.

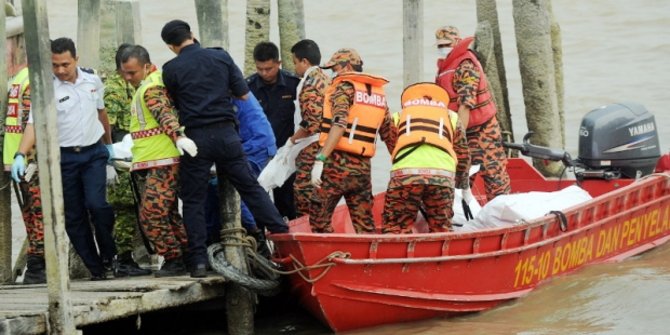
left=577, top=102, right=660, bottom=179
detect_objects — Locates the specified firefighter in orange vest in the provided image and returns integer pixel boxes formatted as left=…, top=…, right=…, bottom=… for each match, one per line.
left=3, top=67, right=46, bottom=284
left=310, top=48, right=397, bottom=233
left=382, top=83, right=471, bottom=233
left=435, top=26, right=511, bottom=201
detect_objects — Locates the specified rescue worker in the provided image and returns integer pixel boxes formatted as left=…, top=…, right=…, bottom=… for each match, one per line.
left=435, top=25, right=511, bottom=201
left=310, top=48, right=397, bottom=233
left=246, top=41, right=299, bottom=221
left=120, top=45, right=191, bottom=277
left=381, top=83, right=471, bottom=233
left=288, top=39, right=330, bottom=217
left=3, top=67, right=45, bottom=284
left=103, top=43, right=152, bottom=277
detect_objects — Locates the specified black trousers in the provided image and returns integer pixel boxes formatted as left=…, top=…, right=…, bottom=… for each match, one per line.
left=181, top=123, right=287, bottom=266
left=273, top=172, right=296, bottom=220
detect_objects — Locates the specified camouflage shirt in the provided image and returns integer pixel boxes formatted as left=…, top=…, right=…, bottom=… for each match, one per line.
left=330, top=80, right=397, bottom=174
left=143, top=85, right=182, bottom=141
left=104, top=72, right=135, bottom=132
left=452, top=59, right=481, bottom=110
left=298, top=68, right=330, bottom=135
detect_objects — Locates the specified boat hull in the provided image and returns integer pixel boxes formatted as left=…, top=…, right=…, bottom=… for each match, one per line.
left=270, top=159, right=670, bottom=332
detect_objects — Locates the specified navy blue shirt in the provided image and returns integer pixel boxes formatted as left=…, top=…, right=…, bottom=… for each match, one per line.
left=246, top=69, right=300, bottom=146
left=162, top=43, right=248, bottom=128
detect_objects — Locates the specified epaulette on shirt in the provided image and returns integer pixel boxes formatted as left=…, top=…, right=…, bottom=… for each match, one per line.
left=79, top=67, right=96, bottom=74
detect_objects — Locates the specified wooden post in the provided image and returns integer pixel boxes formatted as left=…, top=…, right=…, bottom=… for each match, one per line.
left=476, top=0, right=512, bottom=139
left=547, top=0, right=565, bottom=149
left=277, top=0, right=301, bottom=74
left=402, top=0, right=423, bottom=88
left=21, top=0, right=76, bottom=333
left=512, top=0, right=563, bottom=176
left=115, top=0, right=142, bottom=45
left=195, top=0, right=229, bottom=49
left=243, top=0, right=270, bottom=75
left=0, top=0, right=11, bottom=285
left=219, top=178, right=254, bottom=335
left=474, top=22, right=515, bottom=145
left=77, top=0, right=101, bottom=69
left=294, top=0, right=305, bottom=40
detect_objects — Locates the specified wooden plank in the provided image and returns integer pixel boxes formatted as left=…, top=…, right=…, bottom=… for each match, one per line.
left=0, top=314, right=46, bottom=335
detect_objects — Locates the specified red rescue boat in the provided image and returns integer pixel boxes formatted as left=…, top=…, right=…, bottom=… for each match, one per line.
left=269, top=158, right=670, bottom=332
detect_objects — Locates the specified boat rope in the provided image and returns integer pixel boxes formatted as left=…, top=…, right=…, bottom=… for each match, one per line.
left=548, top=210, right=568, bottom=232
left=276, top=251, right=351, bottom=284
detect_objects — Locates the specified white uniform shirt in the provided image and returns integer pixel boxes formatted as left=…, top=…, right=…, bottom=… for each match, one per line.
left=28, top=68, right=105, bottom=147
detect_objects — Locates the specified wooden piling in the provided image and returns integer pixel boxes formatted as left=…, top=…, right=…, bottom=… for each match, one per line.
left=512, top=0, right=564, bottom=176
left=195, top=0, right=229, bottom=49
left=277, top=0, right=302, bottom=74
left=219, top=178, right=254, bottom=335
left=243, top=0, right=270, bottom=75
left=21, top=0, right=76, bottom=333
left=402, top=0, right=423, bottom=88
left=77, top=0, right=101, bottom=69
left=547, top=0, right=565, bottom=149
left=0, top=0, right=11, bottom=286
left=476, top=0, right=512, bottom=140
left=115, top=0, right=142, bottom=45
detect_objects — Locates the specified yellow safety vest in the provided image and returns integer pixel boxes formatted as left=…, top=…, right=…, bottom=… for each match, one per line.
left=391, top=82, right=459, bottom=172
left=129, top=70, right=180, bottom=170
left=3, top=67, right=30, bottom=170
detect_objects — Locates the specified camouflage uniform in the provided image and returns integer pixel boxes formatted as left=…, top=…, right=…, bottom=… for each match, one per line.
left=310, top=78, right=397, bottom=233
left=15, top=86, right=44, bottom=256
left=437, top=26, right=511, bottom=200
left=382, top=122, right=470, bottom=233
left=294, top=67, right=329, bottom=217
left=134, top=84, right=188, bottom=260
left=103, top=72, right=138, bottom=256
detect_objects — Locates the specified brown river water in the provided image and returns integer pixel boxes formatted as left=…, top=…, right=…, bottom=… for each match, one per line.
left=9, top=0, right=670, bottom=334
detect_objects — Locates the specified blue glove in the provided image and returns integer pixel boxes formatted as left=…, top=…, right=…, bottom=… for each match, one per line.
left=105, top=144, right=114, bottom=162
left=11, top=154, right=25, bottom=183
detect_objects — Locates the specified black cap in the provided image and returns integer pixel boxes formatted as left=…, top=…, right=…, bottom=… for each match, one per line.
left=161, top=19, right=191, bottom=45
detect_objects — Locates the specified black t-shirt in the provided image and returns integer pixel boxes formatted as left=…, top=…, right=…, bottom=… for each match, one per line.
left=163, top=43, right=248, bottom=128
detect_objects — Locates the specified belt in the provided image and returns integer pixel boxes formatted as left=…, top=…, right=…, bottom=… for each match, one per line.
left=390, top=168, right=455, bottom=178
left=61, top=142, right=98, bottom=153
left=190, top=120, right=235, bottom=130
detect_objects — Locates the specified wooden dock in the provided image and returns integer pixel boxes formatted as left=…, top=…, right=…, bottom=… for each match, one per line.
left=0, top=275, right=227, bottom=334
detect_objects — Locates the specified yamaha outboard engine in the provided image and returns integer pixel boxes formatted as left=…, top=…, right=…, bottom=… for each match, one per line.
left=577, top=102, right=660, bottom=179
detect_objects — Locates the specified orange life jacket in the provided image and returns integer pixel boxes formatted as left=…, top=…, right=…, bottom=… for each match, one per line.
left=435, top=36, right=497, bottom=128
left=392, top=82, right=457, bottom=163
left=319, top=72, right=388, bottom=157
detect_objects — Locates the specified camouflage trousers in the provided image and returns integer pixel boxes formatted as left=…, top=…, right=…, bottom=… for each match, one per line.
left=467, top=116, right=511, bottom=201
left=134, top=164, right=187, bottom=260
left=382, top=175, right=455, bottom=234
left=293, top=142, right=319, bottom=217
left=309, top=155, right=374, bottom=234
left=107, top=169, right=139, bottom=255
left=17, top=175, right=44, bottom=256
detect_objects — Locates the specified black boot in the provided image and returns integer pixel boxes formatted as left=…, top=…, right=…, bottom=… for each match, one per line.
left=249, top=228, right=271, bottom=259
left=114, top=251, right=152, bottom=277
left=155, top=258, right=187, bottom=277
left=23, top=255, right=46, bottom=284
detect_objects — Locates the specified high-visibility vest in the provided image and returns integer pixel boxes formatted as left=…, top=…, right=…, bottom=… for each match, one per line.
left=319, top=72, right=388, bottom=157
left=391, top=82, right=459, bottom=172
left=3, top=67, right=30, bottom=170
left=129, top=70, right=180, bottom=171
left=435, top=36, right=496, bottom=128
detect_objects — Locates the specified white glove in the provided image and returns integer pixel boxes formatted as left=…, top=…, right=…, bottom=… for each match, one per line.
left=106, top=165, right=119, bottom=186
left=462, top=188, right=475, bottom=204
left=311, top=161, right=324, bottom=188
left=176, top=136, right=198, bottom=157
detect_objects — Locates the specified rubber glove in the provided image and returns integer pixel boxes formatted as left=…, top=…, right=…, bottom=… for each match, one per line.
left=105, top=144, right=115, bottom=162
left=176, top=136, right=198, bottom=157
left=106, top=165, right=119, bottom=186
left=11, top=154, right=25, bottom=183
left=462, top=188, right=475, bottom=204
left=311, top=161, right=324, bottom=188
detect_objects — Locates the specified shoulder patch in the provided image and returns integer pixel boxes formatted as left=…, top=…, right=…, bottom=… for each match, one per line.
left=79, top=67, right=96, bottom=74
